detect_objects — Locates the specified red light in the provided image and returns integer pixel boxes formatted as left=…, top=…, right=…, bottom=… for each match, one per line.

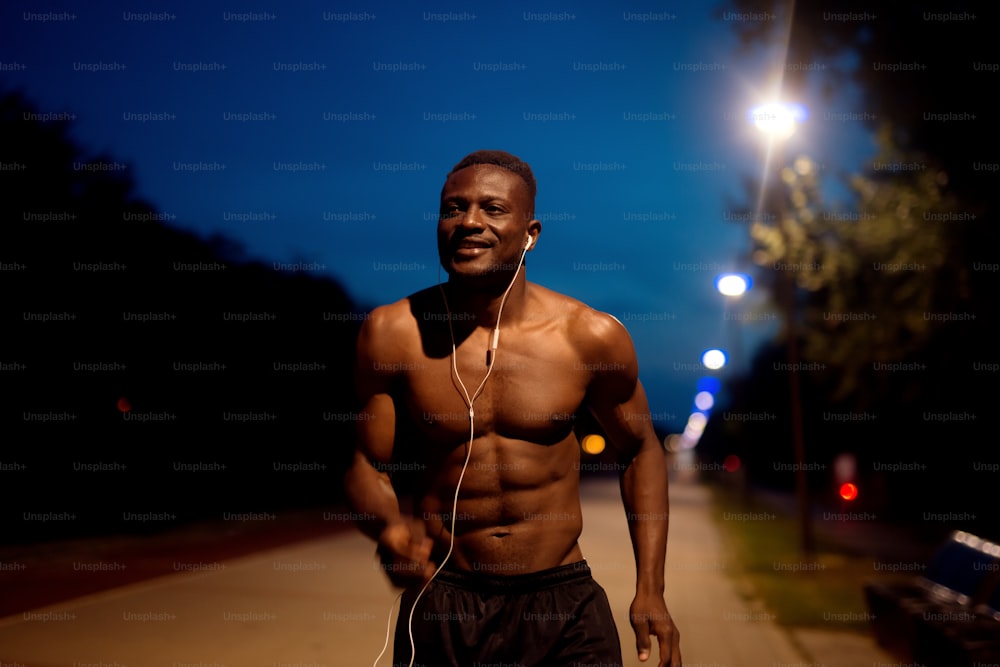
left=723, top=454, right=741, bottom=473
left=839, top=482, right=858, bottom=501
left=117, top=397, right=131, bottom=413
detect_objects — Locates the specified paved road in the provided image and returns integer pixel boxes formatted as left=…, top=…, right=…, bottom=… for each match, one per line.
left=0, top=474, right=894, bottom=667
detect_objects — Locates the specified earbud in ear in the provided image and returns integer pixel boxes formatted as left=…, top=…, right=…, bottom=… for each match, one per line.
left=524, top=236, right=534, bottom=250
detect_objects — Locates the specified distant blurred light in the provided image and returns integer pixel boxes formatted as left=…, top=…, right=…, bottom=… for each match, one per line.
left=694, top=391, right=714, bottom=411
left=664, top=434, right=681, bottom=453
left=749, top=102, right=808, bottom=140
left=723, top=454, right=741, bottom=473
left=697, top=376, right=722, bottom=394
left=702, top=349, right=727, bottom=370
left=682, top=424, right=703, bottom=443
left=839, top=482, right=858, bottom=501
left=581, top=433, right=606, bottom=455
left=686, top=411, right=708, bottom=434
left=715, top=273, right=752, bottom=297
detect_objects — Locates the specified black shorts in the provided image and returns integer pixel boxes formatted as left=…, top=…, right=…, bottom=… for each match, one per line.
left=392, top=560, right=623, bottom=667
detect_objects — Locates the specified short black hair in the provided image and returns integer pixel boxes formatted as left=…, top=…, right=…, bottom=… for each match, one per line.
left=447, top=150, right=537, bottom=204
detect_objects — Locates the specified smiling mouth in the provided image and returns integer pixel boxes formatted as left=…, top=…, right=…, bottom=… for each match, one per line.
left=453, top=247, right=489, bottom=260
left=453, top=239, right=493, bottom=255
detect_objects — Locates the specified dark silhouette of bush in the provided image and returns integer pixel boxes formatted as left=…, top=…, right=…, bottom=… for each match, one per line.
left=2, top=90, right=365, bottom=543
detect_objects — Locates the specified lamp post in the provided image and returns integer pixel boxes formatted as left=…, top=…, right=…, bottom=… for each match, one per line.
left=751, top=102, right=815, bottom=555
left=776, top=241, right=815, bottom=555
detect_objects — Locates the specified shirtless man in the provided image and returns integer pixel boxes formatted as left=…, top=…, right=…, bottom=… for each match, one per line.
left=344, top=150, right=681, bottom=667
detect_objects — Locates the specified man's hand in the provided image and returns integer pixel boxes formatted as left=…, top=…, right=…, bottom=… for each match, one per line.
left=630, top=593, right=681, bottom=667
left=376, top=519, right=437, bottom=588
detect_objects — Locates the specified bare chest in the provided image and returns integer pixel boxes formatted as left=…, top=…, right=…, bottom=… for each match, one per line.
left=402, top=333, right=588, bottom=446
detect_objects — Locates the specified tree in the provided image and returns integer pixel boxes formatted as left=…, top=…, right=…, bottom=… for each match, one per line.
left=705, top=1, right=998, bottom=536
left=747, top=129, right=969, bottom=407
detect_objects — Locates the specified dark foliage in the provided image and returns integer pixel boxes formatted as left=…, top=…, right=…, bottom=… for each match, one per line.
left=2, top=91, right=364, bottom=543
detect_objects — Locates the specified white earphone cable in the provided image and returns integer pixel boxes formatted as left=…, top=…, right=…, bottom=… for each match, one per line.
left=373, top=239, right=530, bottom=667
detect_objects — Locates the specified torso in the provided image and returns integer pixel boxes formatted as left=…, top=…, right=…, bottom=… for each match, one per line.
left=387, top=283, right=598, bottom=574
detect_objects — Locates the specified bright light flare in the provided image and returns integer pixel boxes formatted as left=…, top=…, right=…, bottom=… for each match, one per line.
left=702, top=349, right=728, bottom=370
left=749, top=102, right=808, bottom=140
left=715, top=273, right=752, bottom=297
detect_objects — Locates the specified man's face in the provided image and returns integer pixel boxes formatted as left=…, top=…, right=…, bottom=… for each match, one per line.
left=437, top=164, right=538, bottom=283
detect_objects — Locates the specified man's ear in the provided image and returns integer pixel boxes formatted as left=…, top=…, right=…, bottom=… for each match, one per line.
left=526, top=219, right=541, bottom=250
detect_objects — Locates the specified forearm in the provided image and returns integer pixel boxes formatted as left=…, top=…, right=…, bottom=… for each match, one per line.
left=343, top=458, right=406, bottom=542
left=620, top=439, right=669, bottom=594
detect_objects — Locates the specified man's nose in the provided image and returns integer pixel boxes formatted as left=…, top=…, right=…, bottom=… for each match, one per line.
left=459, top=206, right=485, bottom=228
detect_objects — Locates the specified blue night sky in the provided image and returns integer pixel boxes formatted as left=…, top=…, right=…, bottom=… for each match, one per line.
left=2, top=1, right=873, bottom=426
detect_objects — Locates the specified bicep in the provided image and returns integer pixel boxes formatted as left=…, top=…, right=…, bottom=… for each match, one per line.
left=355, top=391, right=396, bottom=467
left=588, top=378, right=658, bottom=461
left=583, top=315, right=658, bottom=460
left=352, top=313, right=399, bottom=468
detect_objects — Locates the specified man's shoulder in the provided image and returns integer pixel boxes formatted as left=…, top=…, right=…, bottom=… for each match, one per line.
left=527, top=283, right=632, bottom=346
left=530, top=285, right=640, bottom=391
left=357, top=287, right=438, bottom=359
left=364, top=286, right=437, bottom=330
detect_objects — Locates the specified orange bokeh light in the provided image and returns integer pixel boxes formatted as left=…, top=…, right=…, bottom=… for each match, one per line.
left=581, top=434, right=606, bottom=455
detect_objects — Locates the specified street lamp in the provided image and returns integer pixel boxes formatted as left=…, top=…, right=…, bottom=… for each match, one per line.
left=751, top=101, right=816, bottom=555
left=715, top=272, right=752, bottom=298
left=701, top=348, right=728, bottom=371
left=748, top=102, right=808, bottom=140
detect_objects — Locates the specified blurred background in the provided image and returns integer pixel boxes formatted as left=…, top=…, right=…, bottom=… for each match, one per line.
left=1, top=0, right=997, bottom=663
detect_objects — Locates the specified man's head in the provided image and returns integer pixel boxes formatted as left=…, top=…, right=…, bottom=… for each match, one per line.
left=437, top=150, right=541, bottom=285
left=444, top=150, right=536, bottom=218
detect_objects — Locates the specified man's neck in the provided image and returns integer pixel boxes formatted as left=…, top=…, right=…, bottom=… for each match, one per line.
left=442, top=268, right=528, bottom=330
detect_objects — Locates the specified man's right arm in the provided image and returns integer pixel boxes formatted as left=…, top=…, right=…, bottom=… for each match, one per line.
left=343, top=306, right=435, bottom=586
left=344, top=308, right=400, bottom=540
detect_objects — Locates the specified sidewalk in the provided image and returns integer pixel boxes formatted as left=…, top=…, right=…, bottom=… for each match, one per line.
left=0, top=476, right=894, bottom=666
left=580, top=478, right=895, bottom=667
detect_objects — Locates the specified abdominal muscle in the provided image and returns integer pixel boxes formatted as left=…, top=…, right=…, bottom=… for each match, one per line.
left=417, top=432, right=586, bottom=575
